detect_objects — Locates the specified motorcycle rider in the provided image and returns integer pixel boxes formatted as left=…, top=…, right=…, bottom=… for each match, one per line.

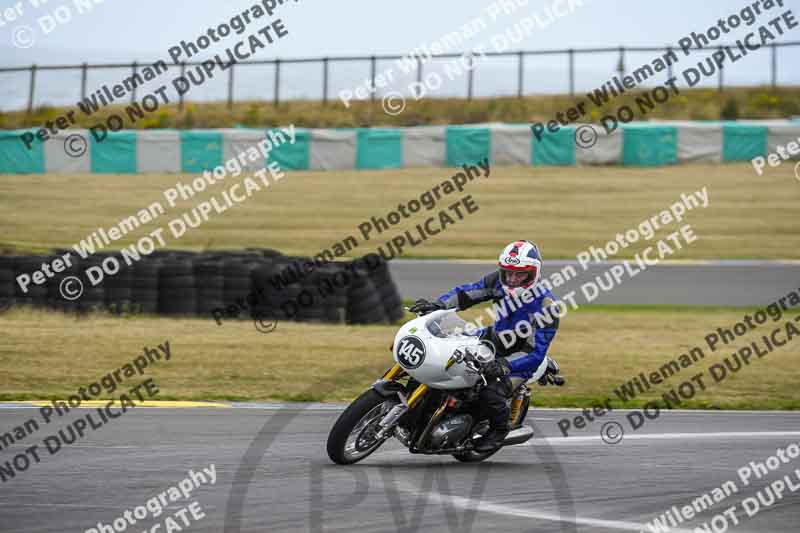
left=409, top=240, right=562, bottom=452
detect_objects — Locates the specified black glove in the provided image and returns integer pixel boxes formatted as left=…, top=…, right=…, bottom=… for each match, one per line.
left=483, top=358, right=511, bottom=379
left=538, top=357, right=565, bottom=386
left=409, top=298, right=445, bottom=316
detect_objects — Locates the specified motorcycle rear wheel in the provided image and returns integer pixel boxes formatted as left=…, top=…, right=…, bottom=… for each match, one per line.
left=451, top=448, right=500, bottom=463
left=452, top=394, right=531, bottom=463
left=327, top=389, right=393, bottom=465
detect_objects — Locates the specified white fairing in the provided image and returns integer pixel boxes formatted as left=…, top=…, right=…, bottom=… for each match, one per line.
left=392, top=309, right=495, bottom=390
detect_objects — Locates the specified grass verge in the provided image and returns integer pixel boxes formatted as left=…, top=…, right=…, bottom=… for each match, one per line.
left=1, top=163, right=798, bottom=259
left=1, top=305, right=798, bottom=410
left=2, top=87, right=798, bottom=129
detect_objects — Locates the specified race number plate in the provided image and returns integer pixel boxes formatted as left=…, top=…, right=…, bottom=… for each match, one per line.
left=395, top=335, right=426, bottom=369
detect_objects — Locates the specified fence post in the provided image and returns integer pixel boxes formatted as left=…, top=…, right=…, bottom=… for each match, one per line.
left=131, top=61, right=138, bottom=103
left=467, top=53, right=474, bottom=101
left=771, top=43, right=777, bottom=89
left=274, top=59, right=281, bottom=106
left=568, top=48, right=575, bottom=97
left=80, top=62, right=88, bottom=101
left=617, top=46, right=625, bottom=78
left=517, top=51, right=524, bottom=98
left=666, top=46, right=673, bottom=80
left=227, top=64, right=235, bottom=110
left=322, top=57, right=329, bottom=105
left=370, top=55, right=376, bottom=102
left=27, top=64, right=36, bottom=115
left=179, top=62, right=186, bottom=111
left=415, top=57, right=423, bottom=98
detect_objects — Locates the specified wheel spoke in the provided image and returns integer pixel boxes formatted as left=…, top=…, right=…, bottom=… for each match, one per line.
left=342, top=401, right=392, bottom=461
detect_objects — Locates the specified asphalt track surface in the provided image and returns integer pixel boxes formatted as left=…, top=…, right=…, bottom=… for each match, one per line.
left=389, top=260, right=800, bottom=306
left=2, top=404, right=800, bottom=532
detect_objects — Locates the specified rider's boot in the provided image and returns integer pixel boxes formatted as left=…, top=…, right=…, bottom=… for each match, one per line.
left=474, top=424, right=509, bottom=453
left=475, top=377, right=513, bottom=452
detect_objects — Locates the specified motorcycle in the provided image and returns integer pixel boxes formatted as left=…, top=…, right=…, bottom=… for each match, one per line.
left=327, top=308, right=563, bottom=465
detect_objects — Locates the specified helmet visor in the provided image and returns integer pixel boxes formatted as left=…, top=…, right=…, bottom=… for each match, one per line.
left=499, top=265, right=538, bottom=288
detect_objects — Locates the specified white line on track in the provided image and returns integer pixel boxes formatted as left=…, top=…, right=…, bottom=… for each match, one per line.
left=380, top=431, right=792, bottom=532
left=393, top=483, right=695, bottom=533
left=528, top=431, right=800, bottom=445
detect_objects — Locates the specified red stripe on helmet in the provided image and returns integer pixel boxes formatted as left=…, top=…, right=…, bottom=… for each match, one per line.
left=508, top=240, right=527, bottom=256
left=498, top=263, right=539, bottom=272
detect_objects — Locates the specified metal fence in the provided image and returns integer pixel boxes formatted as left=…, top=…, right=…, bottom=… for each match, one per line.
left=2, top=41, right=799, bottom=114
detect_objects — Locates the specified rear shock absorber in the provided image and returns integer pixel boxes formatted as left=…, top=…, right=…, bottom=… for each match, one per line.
left=508, top=387, right=530, bottom=427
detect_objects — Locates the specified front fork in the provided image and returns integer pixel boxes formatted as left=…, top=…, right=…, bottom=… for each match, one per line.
left=382, top=364, right=528, bottom=429
left=382, top=363, right=405, bottom=381
left=380, top=363, right=429, bottom=408
left=374, top=364, right=429, bottom=439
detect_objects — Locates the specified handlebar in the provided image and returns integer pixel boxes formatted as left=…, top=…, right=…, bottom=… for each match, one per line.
left=450, top=347, right=488, bottom=385
left=452, top=347, right=566, bottom=387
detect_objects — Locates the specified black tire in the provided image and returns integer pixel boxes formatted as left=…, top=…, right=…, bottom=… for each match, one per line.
left=0, top=256, right=16, bottom=311
left=345, top=271, right=387, bottom=324
left=452, top=448, right=501, bottom=463
left=105, top=253, right=133, bottom=313
left=268, top=283, right=303, bottom=320
left=322, top=304, right=346, bottom=324
left=158, top=260, right=197, bottom=316
left=77, top=256, right=106, bottom=313
left=223, top=260, right=254, bottom=311
left=14, top=255, right=48, bottom=306
left=195, top=259, right=225, bottom=316
left=131, top=260, right=160, bottom=314
left=327, top=389, right=391, bottom=465
left=453, top=395, right=531, bottom=463
left=451, top=419, right=503, bottom=463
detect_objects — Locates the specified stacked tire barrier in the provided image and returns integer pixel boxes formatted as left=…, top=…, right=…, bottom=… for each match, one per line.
left=0, top=249, right=405, bottom=325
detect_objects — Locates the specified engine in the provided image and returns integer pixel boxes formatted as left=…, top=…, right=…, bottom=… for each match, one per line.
left=428, top=414, right=473, bottom=449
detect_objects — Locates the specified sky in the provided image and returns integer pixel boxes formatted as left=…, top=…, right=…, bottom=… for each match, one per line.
left=1, top=0, right=798, bottom=110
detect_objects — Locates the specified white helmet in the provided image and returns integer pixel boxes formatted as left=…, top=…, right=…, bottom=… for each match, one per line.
left=498, top=240, right=542, bottom=298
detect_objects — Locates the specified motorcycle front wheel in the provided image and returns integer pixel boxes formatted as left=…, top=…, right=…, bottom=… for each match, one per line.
left=327, top=389, right=394, bottom=465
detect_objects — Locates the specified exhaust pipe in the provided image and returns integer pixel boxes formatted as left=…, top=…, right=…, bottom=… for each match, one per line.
left=502, top=425, right=534, bottom=446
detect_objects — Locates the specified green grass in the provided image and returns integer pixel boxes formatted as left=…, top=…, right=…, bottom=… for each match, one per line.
left=2, top=86, right=799, bottom=130
left=1, top=305, right=798, bottom=410
left=1, top=163, right=798, bottom=259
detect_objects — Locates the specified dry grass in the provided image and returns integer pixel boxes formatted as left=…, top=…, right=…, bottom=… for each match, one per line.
left=1, top=163, right=798, bottom=260
left=2, top=87, right=799, bottom=129
left=1, top=305, right=798, bottom=409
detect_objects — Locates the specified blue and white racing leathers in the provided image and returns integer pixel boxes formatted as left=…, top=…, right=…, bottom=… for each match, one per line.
left=436, top=270, right=559, bottom=382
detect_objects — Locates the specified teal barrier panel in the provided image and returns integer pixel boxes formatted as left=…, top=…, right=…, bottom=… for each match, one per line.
left=0, top=131, right=45, bottom=174
left=533, top=127, right=576, bottom=166
left=356, top=128, right=403, bottom=169
left=181, top=131, right=223, bottom=172
left=446, top=126, right=490, bottom=167
left=722, top=124, right=767, bottom=161
left=267, top=128, right=310, bottom=170
left=91, top=131, right=137, bottom=173
left=622, top=125, right=678, bottom=166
